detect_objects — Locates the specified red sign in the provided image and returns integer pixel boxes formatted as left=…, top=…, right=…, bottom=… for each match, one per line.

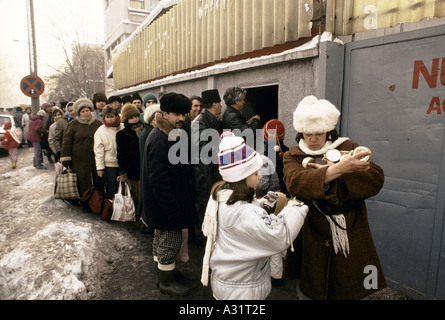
left=20, top=75, right=45, bottom=98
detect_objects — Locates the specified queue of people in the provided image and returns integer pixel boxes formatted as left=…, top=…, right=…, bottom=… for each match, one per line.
left=5, top=89, right=385, bottom=301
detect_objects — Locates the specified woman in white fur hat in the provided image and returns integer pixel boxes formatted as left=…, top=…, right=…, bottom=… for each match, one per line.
left=200, top=133, right=308, bottom=300
left=282, top=95, right=386, bottom=300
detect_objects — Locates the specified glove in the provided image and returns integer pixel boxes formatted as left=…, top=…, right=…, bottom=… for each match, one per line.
left=62, top=161, right=72, bottom=169
left=117, top=173, right=128, bottom=183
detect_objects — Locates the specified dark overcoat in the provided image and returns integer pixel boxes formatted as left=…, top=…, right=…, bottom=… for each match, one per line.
left=60, top=117, right=102, bottom=195
left=282, top=139, right=387, bottom=300
left=141, top=114, right=197, bottom=230
left=191, top=109, right=223, bottom=206
left=116, top=124, right=140, bottom=181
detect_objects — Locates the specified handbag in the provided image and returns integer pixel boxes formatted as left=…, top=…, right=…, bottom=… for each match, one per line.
left=81, top=177, right=113, bottom=221
left=54, top=167, right=80, bottom=200
left=111, top=181, right=135, bottom=222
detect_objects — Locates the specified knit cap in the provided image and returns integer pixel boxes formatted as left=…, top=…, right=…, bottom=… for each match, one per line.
left=263, top=119, right=285, bottom=140
left=218, top=133, right=263, bottom=183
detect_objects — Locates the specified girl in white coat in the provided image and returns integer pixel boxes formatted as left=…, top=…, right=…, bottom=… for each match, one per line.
left=201, top=133, right=308, bottom=300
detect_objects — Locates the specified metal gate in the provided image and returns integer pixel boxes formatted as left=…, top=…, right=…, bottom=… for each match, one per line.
left=340, top=25, right=445, bottom=299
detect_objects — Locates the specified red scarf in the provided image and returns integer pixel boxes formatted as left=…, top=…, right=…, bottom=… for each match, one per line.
left=103, top=116, right=121, bottom=127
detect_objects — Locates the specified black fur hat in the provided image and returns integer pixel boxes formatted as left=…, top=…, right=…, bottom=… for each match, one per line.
left=160, top=92, right=191, bottom=115
left=201, top=89, right=221, bottom=105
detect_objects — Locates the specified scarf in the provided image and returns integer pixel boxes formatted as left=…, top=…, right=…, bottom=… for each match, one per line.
left=8, top=129, right=21, bottom=144
left=299, top=137, right=351, bottom=258
left=104, top=116, right=121, bottom=127
left=201, top=189, right=232, bottom=286
left=76, top=113, right=96, bottom=125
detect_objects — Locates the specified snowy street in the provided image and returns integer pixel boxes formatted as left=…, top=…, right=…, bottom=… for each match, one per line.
left=0, top=147, right=408, bottom=301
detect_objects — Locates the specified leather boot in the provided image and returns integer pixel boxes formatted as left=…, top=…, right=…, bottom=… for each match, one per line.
left=158, top=269, right=191, bottom=296
left=36, top=161, right=47, bottom=170
left=33, top=157, right=36, bottom=167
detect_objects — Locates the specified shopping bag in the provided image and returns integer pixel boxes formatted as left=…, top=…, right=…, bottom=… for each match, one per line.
left=111, top=181, right=135, bottom=222
left=81, top=177, right=113, bottom=221
left=54, top=167, right=80, bottom=200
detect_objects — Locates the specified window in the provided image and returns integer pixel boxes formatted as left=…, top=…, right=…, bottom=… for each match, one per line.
left=129, top=0, right=144, bottom=10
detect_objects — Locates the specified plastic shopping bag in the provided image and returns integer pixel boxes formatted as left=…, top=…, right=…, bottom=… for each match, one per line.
left=111, top=181, right=135, bottom=222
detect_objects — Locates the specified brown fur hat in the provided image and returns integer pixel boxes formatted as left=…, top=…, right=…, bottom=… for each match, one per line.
left=120, top=103, right=140, bottom=123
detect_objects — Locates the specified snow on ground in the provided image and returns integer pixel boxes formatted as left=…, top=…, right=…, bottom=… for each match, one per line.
left=0, top=148, right=137, bottom=300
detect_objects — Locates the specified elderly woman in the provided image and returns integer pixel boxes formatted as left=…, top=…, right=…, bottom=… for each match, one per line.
left=282, top=95, right=386, bottom=300
left=60, top=98, right=102, bottom=197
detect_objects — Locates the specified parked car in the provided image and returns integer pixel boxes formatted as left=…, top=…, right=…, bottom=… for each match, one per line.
left=0, top=113, right=24, bottom=149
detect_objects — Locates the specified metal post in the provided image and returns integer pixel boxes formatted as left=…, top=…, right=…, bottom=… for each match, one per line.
left=26, top=0, right=40, bottom=115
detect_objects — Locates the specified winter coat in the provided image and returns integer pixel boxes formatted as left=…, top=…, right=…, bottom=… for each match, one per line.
left=14, top=111, right=23, bottom=130
left=264, top=140, right=290, bottom=197
left=22, top=113, right=31, bottom=140
left=53, top=116, right=72, bottom=154
left=1, top=122, right=20, bottom=149
left=48, top=121, right=58, bottom=154
left=27, top=115, right=44, bottom=142
left=282, top=139, right=387, bottom=300
left=256, top=155, right=281, bottom=198
left=222, top=105, right=261, bottom=134
left=209, top=193, right=307, bottom=300
left=60, top=116, right=102, bottom=196
left=141, top=113, right=197, bottom=230
left=191, top=109, right=223, bottom=206
left=94, top=123, right=124, bottom=170
left=116, top=123, right=141, bottom=181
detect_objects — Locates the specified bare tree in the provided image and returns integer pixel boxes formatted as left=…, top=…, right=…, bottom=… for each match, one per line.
left=42, top=33, right=105, bottom=103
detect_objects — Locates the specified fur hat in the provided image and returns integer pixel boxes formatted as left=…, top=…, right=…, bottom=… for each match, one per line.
left=143, top=103, right=161, bottom=124
left=132, top=92, right=143, bottom=103
left=201, top=89, right=221, bottom=105
left=92, top=93, right=107, bottom=105
left=122, top=95, right=132, bottom=104
left=263, top=119, right=285, bottom=140
left=120, top=103, right=140, bottom=123
left=36, top=110, right=46, bottom=117
left=143, top=93, right=158, bottom=106
left=108, top=95, right=122, bottom=104
left=102, top=104, right=119, bottom=117
left=218, top=133, right=263, bottom=183
left=73, top=98, right=94, bottom=116
left=293, top=95, right=340, bottom=134
left=160, top=92, right=191, bottom=114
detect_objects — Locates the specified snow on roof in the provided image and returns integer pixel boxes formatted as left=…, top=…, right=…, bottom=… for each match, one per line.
left=112, top=0, right=181, bottom=56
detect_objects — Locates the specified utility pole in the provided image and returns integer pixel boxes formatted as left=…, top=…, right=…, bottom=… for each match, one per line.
left=26, top=0, right=40, bottom=115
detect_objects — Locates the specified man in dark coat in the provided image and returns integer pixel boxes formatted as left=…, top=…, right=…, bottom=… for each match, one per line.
left=190, top=89, right=223, bottom=245
left=142, top=92, right=197, bottom=296
left=221, top=87, right=261, bottom=148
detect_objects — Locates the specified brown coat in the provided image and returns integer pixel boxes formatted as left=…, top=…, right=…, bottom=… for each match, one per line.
left=282, top=139, right=386, bottom=300
left=60, top=117, right=102, bottom=196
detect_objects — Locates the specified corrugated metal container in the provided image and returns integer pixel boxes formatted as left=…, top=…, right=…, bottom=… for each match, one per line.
left=112, top=0, right=445, bottom=90
left=112, top=0, right=313, bottom=89
left=326, top=0, right=445, bottom=35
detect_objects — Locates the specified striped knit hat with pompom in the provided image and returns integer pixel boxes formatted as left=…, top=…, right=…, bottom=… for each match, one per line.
left=218, top=132, right=263, bottom=183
